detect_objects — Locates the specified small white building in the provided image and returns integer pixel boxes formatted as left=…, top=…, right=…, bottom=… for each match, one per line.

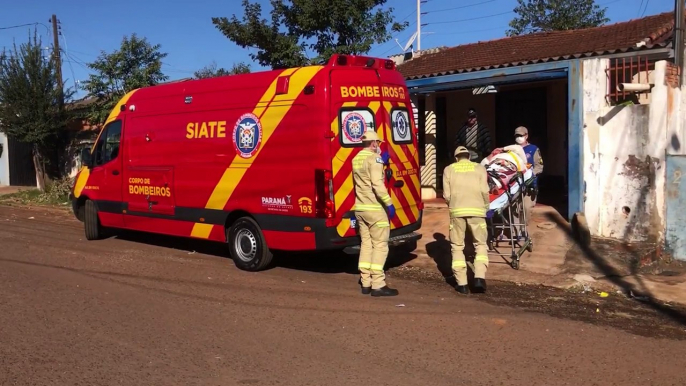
left=396, top=11, right=686, bottom=259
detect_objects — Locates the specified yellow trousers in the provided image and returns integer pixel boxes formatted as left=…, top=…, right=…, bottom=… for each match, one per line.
left=449, top=217, right=489, bottom=286
left=355, top=211, right=390, bottom=289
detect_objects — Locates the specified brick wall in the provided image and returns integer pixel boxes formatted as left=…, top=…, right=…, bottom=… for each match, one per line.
left=665, top=62, right=681, bottom=88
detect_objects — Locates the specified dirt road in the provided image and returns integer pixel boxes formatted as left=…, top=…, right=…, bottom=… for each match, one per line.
left=1, top=205, right=685, bottom=386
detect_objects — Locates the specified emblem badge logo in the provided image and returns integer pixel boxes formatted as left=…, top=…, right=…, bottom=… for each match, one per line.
left=232, top=113, right=263, bottom=158
left=342, top=112, right=366, bottom=143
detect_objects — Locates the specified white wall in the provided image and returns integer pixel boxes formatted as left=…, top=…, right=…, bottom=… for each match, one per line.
left=0, top=132, right=9, bottom=186
left=582, top=58, right=676, bottom=243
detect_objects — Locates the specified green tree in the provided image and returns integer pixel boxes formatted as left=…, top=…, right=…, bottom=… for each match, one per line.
left=194, top=60, right=251, bottom=79
left=211, top=0, right=408, bottom=69
left=507, top=0, right=609, bottom=36
left=0, top=30, right=75, bottom=190
left=81, top=33, right=168, bottom=125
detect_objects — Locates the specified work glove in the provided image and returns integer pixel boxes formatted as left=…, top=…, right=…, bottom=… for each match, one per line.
left=381, top=151, right=390, bottom=164
left=486, top=209, right=495, bottom=219
left=386, top=204, right=396, bottom=220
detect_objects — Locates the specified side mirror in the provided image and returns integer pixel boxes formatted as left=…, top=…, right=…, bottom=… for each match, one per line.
left=80, top=148, right=92, bottom=168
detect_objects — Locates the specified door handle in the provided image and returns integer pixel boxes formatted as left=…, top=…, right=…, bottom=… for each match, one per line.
left=394, top=180, right=404, bottom=188
left=112, top=170, right=119, bottom=175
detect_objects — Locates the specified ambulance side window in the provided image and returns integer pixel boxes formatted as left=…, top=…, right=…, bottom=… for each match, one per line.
left=390, top=108, right=412, bottom=144
left=339, top=107, right=376, bottom=147
left=93, top=120, right=122, bottom=166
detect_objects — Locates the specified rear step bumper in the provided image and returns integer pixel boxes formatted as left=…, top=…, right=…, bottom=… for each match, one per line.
left=343, top=231, right=422, bottom=254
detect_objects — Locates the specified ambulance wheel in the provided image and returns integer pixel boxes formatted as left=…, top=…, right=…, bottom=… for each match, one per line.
left=227, top=216, right=273, bottom=271
left=84, top=199, right=103, bottom=240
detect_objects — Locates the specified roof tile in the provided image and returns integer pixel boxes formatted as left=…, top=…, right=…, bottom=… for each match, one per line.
left=398, top=12, right=676, bottom=79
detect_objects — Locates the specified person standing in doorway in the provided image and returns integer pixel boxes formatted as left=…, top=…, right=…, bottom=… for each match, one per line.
left=453, top=108, right=492, bottom=162
left=514, top=126, right=543, bottom=229
left=351, top=131, right=398, bottom=297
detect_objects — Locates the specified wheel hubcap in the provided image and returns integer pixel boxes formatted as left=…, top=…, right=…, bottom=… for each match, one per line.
left=234, top=228, right=257, bottom=262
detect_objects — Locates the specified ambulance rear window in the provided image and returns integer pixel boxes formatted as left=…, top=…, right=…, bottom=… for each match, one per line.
left=390, top=107, right=412, bottom=144
left=339, top=107, right=376, bottom=147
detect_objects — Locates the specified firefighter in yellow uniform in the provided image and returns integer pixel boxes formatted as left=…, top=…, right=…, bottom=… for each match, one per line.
left=442, top=146, right=490, bottom=294
left=352, top=131, right=398, bottom=297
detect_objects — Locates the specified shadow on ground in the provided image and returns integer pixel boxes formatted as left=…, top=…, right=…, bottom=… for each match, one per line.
left=111, top=229, right=416, bottom=275
left=546, top=212, right=686, bottom=327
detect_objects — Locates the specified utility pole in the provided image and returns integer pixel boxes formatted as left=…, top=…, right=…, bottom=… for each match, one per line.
left=676, top=0, right=685, bottom=86
left=417, top=0, right=421, bottom=52
left=50, top=14, right=63, bottom=102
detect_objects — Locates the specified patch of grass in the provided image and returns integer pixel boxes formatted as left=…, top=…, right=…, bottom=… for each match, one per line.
left=0, top=176, right=73, bottom=207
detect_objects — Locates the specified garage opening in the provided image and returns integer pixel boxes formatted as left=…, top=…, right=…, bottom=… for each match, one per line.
left=431, top=77, right=569, bottom=216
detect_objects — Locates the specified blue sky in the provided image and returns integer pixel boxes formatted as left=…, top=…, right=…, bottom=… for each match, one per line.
left=0, top=0, right=676, bottom=99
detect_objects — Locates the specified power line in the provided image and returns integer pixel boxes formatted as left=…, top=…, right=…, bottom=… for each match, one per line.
left=426, top=11, right=513, bottom=25
left=424, top=0, right=497, bottom=14
left=434, top=26, right=508, bottom=36
left=640, top=0, right=650, bottom=17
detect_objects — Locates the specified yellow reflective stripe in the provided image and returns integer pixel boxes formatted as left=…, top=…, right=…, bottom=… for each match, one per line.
left=354, top=204, right=383, bottom=211
left=475, top=255, right=489, bottom=262
left=359, top=262, right=372, bottom=269
left=451, top=162, right=476, bottom=173
left=479, top=223, right=487, bottom=229
left=380, top=194, right=392, bottom=204
left=452, top=260, right=467, bottom=268
left=370, top=263, right=384, bottom=271
left=450, top=208, right=487, bottom=216
left=375, top=221, right=390, bottom=228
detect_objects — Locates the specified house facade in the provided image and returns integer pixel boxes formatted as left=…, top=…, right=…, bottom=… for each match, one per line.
left=394, top=11, right=686, bottom=259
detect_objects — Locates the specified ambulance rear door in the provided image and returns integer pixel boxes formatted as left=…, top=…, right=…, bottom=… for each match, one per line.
left=329, top=65, right=385, bottom=238
left=376, top=68, right=422, bottom=231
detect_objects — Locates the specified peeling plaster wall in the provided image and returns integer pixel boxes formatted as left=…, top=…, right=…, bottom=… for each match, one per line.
left=582, top=58, right=671, bottom=243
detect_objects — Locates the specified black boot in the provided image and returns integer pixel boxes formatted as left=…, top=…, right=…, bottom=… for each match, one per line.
left=454, top=285, right=469, bottom=294
left=473, top=278, right=487, bottom=293
left=371, top=286, right=399, bottom=297
left=361, top=286, right=371, bottom=295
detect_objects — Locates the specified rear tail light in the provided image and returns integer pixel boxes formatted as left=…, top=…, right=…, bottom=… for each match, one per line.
left=315, top=169, right=335, bottom=220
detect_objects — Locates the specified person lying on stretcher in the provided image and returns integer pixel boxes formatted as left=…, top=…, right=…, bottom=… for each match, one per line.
left=479, top=144, right=531, bottom=195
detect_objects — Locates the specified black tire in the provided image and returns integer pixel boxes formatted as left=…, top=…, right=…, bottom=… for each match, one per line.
left=84, top=199, right=102, bottom=240
left=227, top=216, right=273, bottom=271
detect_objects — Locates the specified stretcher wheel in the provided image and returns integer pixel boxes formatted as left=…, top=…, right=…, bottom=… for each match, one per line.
left=511, top=259, right=520, bottom=270
left=526, top=242, right=533, bottom=253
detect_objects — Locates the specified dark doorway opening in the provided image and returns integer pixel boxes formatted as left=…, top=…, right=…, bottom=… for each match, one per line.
left=495, top=83, right=568, bottom=216
left=8, top=137, right=36, bottom=186
left=435, top=96, right=448, bottom=193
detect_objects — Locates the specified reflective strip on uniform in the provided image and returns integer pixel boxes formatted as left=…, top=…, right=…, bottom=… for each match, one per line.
left=479, top=223, right=487, bottom=229
left=354, top=204, right=383, bottom=211
left=359, top=261, right=372, bottom=269
left=380, top=194, right=392, bottom=205
left=452, top=260, right=467, bottom=268
left=475, top=255, right=489, bottom=263
left=352, top=150, right=375, bottom=170
left=451, top=162, right=476, bottom=173
left=375, top=221, right=390, bottom=228
left=370, top=263, right=384, bottom=271
left=450, top=207, right=487, bottom=217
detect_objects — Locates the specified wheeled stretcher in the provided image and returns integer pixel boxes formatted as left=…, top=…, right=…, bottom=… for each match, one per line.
left=481, top=147, right=536, bottom=270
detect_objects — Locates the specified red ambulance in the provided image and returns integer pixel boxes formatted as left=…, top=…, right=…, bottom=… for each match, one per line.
left=70, top=54, right=423, bottom=271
